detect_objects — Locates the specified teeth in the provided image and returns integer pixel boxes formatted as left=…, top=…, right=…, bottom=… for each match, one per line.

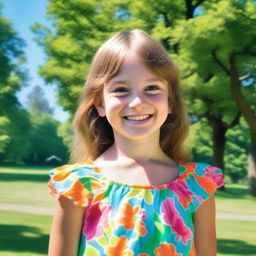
left=125, top=115, right=151, bottom=121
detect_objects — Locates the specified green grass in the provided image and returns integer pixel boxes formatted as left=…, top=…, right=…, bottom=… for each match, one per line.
left=215, top=184, right=256, bottom=215
left=0, top=166, right=55, bottom=207
left=217, top=219, right=256, bottom=256
left=0, top=210, right=52, bottom=256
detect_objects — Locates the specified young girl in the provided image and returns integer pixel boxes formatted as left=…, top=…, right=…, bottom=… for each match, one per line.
left=48, top=29, right=224, bottom=256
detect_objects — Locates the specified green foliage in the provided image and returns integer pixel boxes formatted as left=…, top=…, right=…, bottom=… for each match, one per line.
left=0, top=14, right=25, bottom=87
left=0, top=95, right=32, bottom=165
left=0, top=6, right=31, bottom=164
left=224, top=118, right=250, bottom=183
left=24, top=113, right=68, bottom=165
left=57, top=121, right=73, bottom=150
left=189, top=118, right=250, bottom=183
left=0, top=116, right=10, bottom=152
left=188, top=120, right=214, bottom=164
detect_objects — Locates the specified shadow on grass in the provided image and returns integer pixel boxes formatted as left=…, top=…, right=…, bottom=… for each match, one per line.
left=0, top=173, right=48, bottom=183
left=218, top=238, right=256, bottom=254
left=0, top=224, right=49, bottom=254
left=216, top=186, right=248, bottom=199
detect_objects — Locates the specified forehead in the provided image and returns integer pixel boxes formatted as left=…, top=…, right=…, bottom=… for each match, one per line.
left=109, top=51, right=165, bottom=84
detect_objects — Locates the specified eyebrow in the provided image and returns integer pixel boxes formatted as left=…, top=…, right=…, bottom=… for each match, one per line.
left=110, top=78, right=166, bottom=85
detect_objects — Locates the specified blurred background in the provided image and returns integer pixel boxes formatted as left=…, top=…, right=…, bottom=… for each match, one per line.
left=0, top=0, right=255, bottom=255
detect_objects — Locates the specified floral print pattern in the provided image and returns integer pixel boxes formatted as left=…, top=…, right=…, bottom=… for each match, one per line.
left=48, top=161, right=224, bottom=256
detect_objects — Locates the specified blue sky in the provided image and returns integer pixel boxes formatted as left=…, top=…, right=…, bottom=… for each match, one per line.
left=1, top=0, right=69, bottom=122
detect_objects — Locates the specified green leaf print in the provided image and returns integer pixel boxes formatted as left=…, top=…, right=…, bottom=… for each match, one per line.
left=85, top=245, right=100, bottom=256
left=126, top=189, right=142, bottom=199
left=126, top=189, right=153, bottom=204
left=98, top=236, right=108, bottom=247
left=155, top=222, right=164, bottom=233
left=144, top=190, right=153, bottom=204
left=80, top=177, right=92, bottom=192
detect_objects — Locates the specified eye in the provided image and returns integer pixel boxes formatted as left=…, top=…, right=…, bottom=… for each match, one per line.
left=145, top=85, right=161, bottom=92
left=113, top=87, right=129, bottom=93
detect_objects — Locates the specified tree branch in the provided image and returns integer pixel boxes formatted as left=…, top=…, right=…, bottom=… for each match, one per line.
left=194, top=0, right=207, bottom=8
left=160, top=11, right=172, bottom=27
left=225, top=112, right=241, bottom=129
left=211, top=49, right=231, bottom=76
left=204, top=73, right=214, bottom=82
left=239, top=74, right=252, bottom=81
left=185, top=0, right=206, bottom=19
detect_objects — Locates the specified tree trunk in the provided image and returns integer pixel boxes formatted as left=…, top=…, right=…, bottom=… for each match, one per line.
left=207, top=116, right=226, bottom=191
left=248, top=134, right=256, bottom=196
left=229, top=54, right=256, bottom=196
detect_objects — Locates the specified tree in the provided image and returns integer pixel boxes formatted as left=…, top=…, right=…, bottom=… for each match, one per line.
left=25, top=113, right=68, bottom=165
left=24, top=85, right=68, bottom=165
left=189, top=117, right=250, bottom=183
left=26, top=85, right=54, bottom=114
left=0, top=5, right=31, bottom=164
left=172, top=0, right=256, bottom=195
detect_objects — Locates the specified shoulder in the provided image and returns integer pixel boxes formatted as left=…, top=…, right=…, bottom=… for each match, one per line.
left=177, top=162, right=224, bottom=212
left=48, top=161, right=103, bottom=207
left=179, top=161, right=224, bottom=189
left=49, top=160, right=102, bottom=182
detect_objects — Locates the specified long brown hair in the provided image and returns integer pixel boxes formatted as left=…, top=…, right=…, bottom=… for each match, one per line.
left=71, top=29, right=190, bottom=162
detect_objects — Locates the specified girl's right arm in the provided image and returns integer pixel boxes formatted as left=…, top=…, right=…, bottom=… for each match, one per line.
left=48, top=196, right=86, bottom=256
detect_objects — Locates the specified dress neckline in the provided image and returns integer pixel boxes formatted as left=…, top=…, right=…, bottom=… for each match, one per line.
left=85, top=160, right=186, bottom=190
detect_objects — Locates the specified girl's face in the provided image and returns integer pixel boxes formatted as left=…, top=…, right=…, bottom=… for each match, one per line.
left=96, top=51, right=171, bottom=142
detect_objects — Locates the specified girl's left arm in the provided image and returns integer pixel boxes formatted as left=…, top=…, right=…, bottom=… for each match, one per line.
left=193, top=196, right=217, bottom=256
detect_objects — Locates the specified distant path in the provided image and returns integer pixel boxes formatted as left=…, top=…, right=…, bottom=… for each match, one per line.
left=1, top=203, right=256, bottom=221
left=0, top=203, right=54, bottom=215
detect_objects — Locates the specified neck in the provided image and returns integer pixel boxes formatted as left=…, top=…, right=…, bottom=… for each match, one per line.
left=101, top=132, right=170, bottom=163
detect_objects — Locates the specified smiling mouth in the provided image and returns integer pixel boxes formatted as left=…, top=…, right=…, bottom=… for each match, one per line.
left=124, top=114, right=153, bottom=121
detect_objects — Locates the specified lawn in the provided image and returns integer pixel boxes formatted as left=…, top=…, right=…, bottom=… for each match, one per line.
left=217, top=219, right=256, bottom=256
left=0, top=210, right=51, bottom=256
left=215, top=184, right=256, bottom=215
left=0, top=166, right=54, bottom=207
left=0, top=166, right=255, bottom=256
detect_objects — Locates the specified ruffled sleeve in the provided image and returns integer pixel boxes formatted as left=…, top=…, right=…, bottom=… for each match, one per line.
left=187, top=163, right=224, bottom=213
left=48, top=164, right=93, bottom=207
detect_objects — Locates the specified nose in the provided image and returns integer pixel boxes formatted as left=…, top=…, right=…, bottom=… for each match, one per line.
left=128, top=93, right=147, bottom=109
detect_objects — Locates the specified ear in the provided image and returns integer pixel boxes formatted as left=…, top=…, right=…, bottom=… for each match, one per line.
left=95, top=103, right=106, bottom=117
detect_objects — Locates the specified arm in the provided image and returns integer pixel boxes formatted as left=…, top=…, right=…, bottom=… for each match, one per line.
left=193, top=196, right=217, bottom=256
left=48, top=196, right=86, bottom=256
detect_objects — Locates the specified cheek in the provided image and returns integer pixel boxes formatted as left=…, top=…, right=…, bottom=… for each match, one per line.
left=104, top=97, right=125, bottom=113
left=149, top=94, right=169, bottom=106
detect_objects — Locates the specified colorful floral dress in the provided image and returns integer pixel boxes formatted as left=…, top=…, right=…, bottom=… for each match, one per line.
left=48, top=161, right=224, bottom=256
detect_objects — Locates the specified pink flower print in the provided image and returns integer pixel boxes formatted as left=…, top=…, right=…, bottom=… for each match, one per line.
left=167, top=181, right=193, bottom=209
left=83, top=202, right=112, bottom=240
left=205, top=166, right=224, bottom=187
left=161, top=198, right=192, bottom=244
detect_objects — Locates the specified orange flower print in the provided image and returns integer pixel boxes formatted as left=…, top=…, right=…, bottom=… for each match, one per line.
left=177, top=162, right=196, bottom=180
left=188, top=242, right=197, bottom=256
left=119, top=203, right=147, bottom=236
left=52, top=168, right=72, bottom=181
left=154, top=243, right=181, bottom=256
left=63, top=180, right=92, bottom=207
left=106, top=235, right=133, bottom=256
